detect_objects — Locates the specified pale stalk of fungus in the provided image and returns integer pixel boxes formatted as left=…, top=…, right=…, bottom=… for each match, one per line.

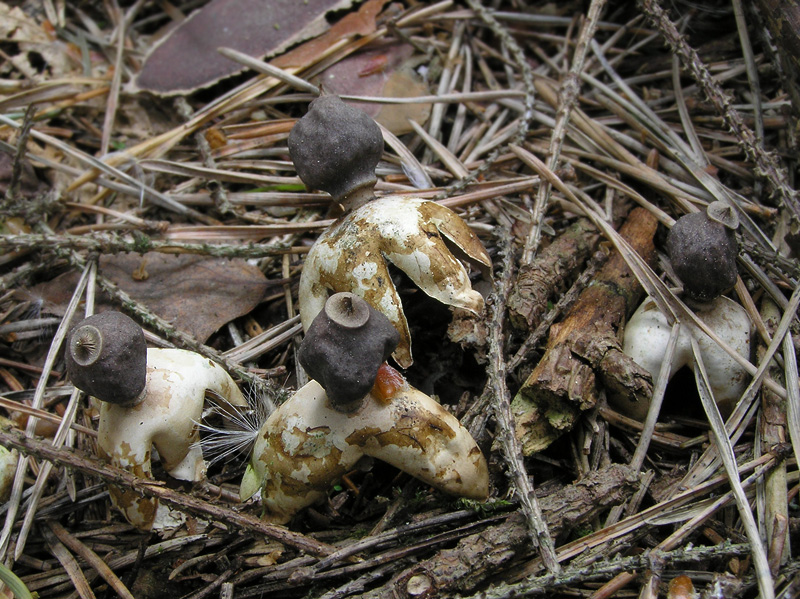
left=65, top=312, right=246, bottom=531
left=241, top=293, right=489, bottom=522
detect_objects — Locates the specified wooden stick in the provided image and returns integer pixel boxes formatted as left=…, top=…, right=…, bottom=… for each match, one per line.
left=508, top=218, right=599, bottom=331
left=511, top=207, right=657, bottom=454
left=353, top=464, right=640, bottom=598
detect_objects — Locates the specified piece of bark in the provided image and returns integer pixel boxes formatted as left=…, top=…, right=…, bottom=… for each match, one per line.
left=360, top=464, right=640, bottom=598
left=507, top=218, right=599, bottom=331
left=512, top=207, right=657, bottom=455
left=316, top=44, right=432, bottom=136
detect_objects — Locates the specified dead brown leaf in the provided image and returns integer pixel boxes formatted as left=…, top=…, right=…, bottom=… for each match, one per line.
left=272, top=0, right=391, bottom=68
left=134, top=0, right=359, bottom=95
left=316, top=43, right=431, bottom=134
left=28, top=253, right=270, bottom=343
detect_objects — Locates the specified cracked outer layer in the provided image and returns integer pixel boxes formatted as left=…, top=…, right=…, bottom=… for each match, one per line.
left=298, top=196, right=492, bottom=367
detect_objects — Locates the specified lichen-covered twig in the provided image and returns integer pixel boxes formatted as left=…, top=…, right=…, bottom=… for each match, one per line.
left=486, top=232, right=560, bottom=573
left=4, top=105, right=36, bottom=207
left=361, top=463, right=638, bottom=597
left=0, top=232, right=292, bottom=259
left=0, top=426, right=335, bottom=557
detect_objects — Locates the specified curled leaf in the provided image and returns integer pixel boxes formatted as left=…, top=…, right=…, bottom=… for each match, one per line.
left=134, top=0, right=359, bottom=95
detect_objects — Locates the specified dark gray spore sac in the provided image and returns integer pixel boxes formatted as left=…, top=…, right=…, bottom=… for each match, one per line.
left=667, top=210, right=738, bottom=303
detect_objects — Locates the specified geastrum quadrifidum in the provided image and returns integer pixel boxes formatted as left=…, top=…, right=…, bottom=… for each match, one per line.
left=290, top=95, right=491, bottom=368
left=241, top=293, right=489, bottom=523
left=612, top=203, right=752, bottom=420
left=65, top=311, right=247, bottom=531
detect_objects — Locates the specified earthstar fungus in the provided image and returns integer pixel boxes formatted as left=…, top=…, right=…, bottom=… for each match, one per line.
left=241, top=295, right=489, bottom=523
left=66, top=312, right=246, bottom=530
left=290, top=95, right=491, bottom=368
left=65, top=311, right=147, bottom=406
left=614, top=203, right=750, bottom=420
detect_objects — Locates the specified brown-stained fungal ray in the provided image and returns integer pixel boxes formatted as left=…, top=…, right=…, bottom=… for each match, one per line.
left=298, top=197, right=491, bottom=368
left=240, top=365, right=488, bottom=523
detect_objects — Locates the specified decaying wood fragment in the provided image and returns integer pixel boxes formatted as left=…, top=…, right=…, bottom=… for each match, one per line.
left=507, top=218, right=599, bottom=331
left=360, top=464, right=639, bottom=598
left=511, top=208, right=658, bottom=454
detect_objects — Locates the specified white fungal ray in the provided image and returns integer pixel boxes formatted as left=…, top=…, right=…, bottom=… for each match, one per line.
left=97, top=348, right=247, bottom=531
left=614, top=296, right=752, bottom=421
